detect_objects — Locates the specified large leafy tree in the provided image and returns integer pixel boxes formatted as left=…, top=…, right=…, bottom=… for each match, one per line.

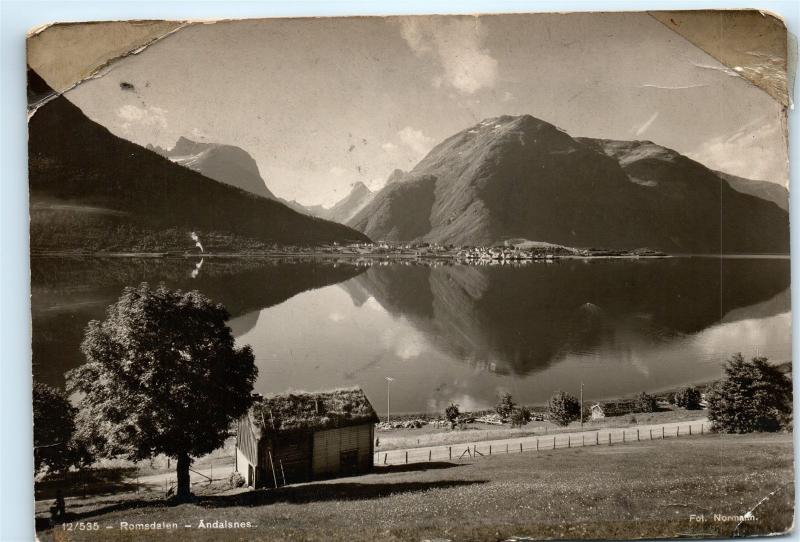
left=547, top=391, right=580, bottom=426
left=67, top=283, right=257, bottom=500
left=707, top=354, right=792, bottom=433
left=33, top=383, right=80, bottom=473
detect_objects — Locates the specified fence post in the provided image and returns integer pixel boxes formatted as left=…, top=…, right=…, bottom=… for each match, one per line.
left=405, top=451, right=408, bottom=464
left=568, top=436, right=571, bottom=448
left=608, top=433, right=611, bottom=445
left=649, top=429, right=652, bottom=440
left=384, top=453, right=387, bottom=465
left=662, top=427, right=665, bottom=439
left=701, top=424, right=704, bottom=435
left=637, top=429, right=640, bottom=442
left=596, top=432, right=599, bottom=445
left=521, top=442, right=524, bottom=453
left=582, top=435, right=585, bottom=446
left=690, top=425, right=693, bottom=436
left=677, top=426, right=680, bottom=437
left=506, top=443, right=509, bottom=454
left=429, top=450, right=432, bottom=461
left=449, top=446, right=452, bottom=460
left=489, top=445, right=492, bottom=455
left=623, top=431, right=625, bottom=443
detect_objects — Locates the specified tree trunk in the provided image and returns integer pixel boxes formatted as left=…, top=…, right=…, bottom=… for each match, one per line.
left=176, top=452, right=191, bottom=501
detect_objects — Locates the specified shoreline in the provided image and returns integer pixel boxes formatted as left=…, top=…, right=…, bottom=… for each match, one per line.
left=371, top=370, right=786, bottom=422
left=28, top=250, right=791, bottom=262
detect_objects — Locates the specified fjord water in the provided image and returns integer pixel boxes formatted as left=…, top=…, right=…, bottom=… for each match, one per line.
left=32, top=257, right=790, bottom=414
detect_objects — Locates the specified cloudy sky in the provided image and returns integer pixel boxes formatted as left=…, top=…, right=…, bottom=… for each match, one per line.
left=66, top=13, right=788, bottom=207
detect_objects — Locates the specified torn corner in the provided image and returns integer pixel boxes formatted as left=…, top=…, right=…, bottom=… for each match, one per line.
left=648, top=9, right=791, bottom=107
left=26, top=20, right=191, bottom=118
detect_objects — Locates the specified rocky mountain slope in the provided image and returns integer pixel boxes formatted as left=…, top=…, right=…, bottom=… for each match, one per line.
left=713, top=170, right=788, bottom=212
left=348, top=115, right=788, bottom=254
left=321, top=182, right=375, bottom=224
left=148, top=137, right=275, bottom=200
left=287, top=182, right=375, bottom=224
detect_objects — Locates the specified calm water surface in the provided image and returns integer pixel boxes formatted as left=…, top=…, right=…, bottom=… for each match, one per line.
left=32, top=256, right=791, bottom=414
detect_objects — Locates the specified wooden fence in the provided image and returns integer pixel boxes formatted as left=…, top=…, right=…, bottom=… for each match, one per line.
left=374, top=420, right=712, bottom=466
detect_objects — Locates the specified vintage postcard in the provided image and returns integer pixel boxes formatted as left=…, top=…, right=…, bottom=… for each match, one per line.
left=28, top=10, right=792, bottom=541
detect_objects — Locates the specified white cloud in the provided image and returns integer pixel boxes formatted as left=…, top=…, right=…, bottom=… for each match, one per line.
left=634, top=112, right=659, bottom=137
left=398, top=126, right=434, bottom=156
left=381, top=142, right=398, bottom=152
left=688, top=118, right=788, bottom=185
left=116, top=104, right=168, bottom=131
left=399, top=17, right=498, bottom=95
left=328, top=312, right=345, bottom=322
left=501, top=90, right=515, bottom=102
left=329, top=166, right=346, bottom=177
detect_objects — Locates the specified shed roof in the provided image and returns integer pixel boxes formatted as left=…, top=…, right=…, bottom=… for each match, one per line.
left=250, top=387, right=379, bottom=435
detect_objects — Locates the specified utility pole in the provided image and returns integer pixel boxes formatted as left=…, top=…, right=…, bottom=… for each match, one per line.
left=385, top=376, right=394, bottom=423
left=580, top=382, right=584, bottom=431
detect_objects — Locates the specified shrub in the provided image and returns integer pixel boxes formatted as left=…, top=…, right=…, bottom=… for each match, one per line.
left=228, top=471, right=245, bottom=488
left=547, top=391, right=580, bottom=426
left=510, top=406, right=532, bottom=427
left=674, top=387, right=702, bottom=410
left=495, top=392, right=516, bottom=420
left=634, top=392, right=658, bottom=413
left=707, top=354, right=793, bottom=433
left=581, top=404, right=592, bottom=423
left=445, top=403, right=460, bottom=428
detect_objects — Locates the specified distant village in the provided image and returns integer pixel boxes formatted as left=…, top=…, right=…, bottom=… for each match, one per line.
left=245, top=240, right=668, bottom=263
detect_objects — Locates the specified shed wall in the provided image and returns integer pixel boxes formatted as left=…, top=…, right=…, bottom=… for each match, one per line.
left=311, top=424, right=373, bottom=478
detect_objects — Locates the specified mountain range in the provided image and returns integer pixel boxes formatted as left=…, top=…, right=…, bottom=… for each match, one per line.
left=29, top=66, right=789, bottom=257
left=27, top=69, right=368, bottom=253
left=147, top=136, right=377, bottom=224
left=347, top=115, right=789, bottom=253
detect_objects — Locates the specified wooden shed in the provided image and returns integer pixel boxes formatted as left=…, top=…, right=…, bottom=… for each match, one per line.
left=235, top=387, right=379, bottom=488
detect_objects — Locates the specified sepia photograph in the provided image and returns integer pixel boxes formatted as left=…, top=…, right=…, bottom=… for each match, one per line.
left=21, top=8, right=793, bottom=541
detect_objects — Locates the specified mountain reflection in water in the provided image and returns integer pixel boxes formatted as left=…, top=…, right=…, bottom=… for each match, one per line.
left=234, top=258, right=790, bottom=413
left=32, top=256, right=790, bottom=414
left=30, top=257, right=365, bottom=387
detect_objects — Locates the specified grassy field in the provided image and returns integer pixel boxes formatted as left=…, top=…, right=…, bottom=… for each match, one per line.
left=377, top=407, right=709, bottom=450
left=35, top=432, right=793, bottom=541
